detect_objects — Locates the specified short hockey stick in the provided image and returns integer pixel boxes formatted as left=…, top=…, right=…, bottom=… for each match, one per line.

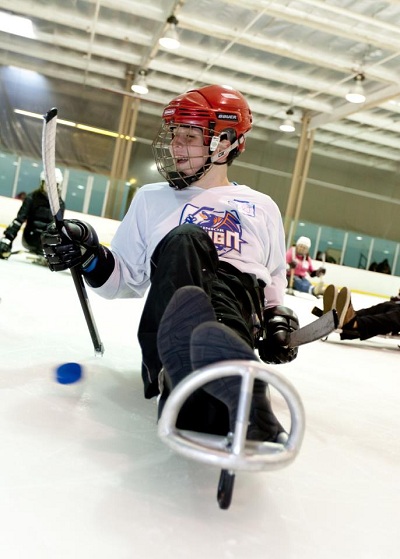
left=42, top=107, right=104, bottom=356
left=288, top=309, right=338, bottom=348
left=286, top=267, right=295, bottom=295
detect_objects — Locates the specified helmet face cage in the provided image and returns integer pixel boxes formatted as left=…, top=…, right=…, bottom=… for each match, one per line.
left=152, top=85, right=252, bottom=189
left=152, top=123, right=214, bottom=189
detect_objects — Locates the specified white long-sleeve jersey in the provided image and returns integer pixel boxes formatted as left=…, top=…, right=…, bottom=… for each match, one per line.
left=93, top=181, right=287, bottom=308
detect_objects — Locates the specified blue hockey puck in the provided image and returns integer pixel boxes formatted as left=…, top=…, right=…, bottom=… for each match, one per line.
left=55, top=362, right=82, bottom=384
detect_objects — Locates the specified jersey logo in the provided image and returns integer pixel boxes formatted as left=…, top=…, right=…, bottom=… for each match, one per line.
left=230, top=199, right=256, bottom=217
left=180, top=204, right=246, bottom=256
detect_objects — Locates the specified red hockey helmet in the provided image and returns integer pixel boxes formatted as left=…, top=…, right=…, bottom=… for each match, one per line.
left=161, top=84, right=252, bottom=153
left=152, top=85, right=253, bottom=189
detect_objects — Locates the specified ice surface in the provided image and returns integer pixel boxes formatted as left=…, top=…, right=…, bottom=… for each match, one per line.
left=0, top=255, right=399, bottom=559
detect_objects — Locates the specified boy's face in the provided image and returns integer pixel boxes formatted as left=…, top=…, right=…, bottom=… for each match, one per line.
left=169, top=125, right=209, bottom=176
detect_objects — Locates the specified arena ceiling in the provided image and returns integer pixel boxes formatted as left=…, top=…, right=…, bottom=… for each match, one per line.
left=2, top=0, right=400, bottom=173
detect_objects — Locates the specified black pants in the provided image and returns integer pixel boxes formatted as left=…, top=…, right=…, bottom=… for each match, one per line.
left=137, top=224, right=261, bottom=399
left=22, top=228, right=43, bottom=254
left=356, top=301, right=400, bottom=340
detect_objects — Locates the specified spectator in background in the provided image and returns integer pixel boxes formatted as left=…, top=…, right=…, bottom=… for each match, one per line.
left=369, top=258, right=391, bottom=274
left=376, top=258, right=391, bottom=274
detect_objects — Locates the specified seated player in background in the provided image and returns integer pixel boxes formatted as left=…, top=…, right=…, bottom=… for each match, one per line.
left=0, top=168, right=64, bottom=260
left=316, top=284, right=400, bottom=341
left=286, top=236, right=326, bottom=297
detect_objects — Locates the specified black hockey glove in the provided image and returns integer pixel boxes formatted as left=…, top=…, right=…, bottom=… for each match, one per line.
left=258, top=305, right=299, bottom=364
left=310, top=267, right=326, bottom=277
left=42, top=219, right=99, bottom=271
left=41, top=219, right=115, bottom=286
left=0, top=237, right=12, bottom=260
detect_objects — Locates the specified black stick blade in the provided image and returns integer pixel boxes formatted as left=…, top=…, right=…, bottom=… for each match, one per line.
left=43, top=107, right=58, bottom=123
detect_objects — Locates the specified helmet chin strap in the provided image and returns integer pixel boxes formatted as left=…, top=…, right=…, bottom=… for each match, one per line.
left=210, top=137, right=240, bottom=164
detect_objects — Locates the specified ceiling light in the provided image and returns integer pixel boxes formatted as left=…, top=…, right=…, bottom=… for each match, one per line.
left=0, top=10, right=34, bottom=38
left=159, top=15, right=180, bottom=50
left=14, top=109, right=136, bottom=140
left=279, top=109, right=295, bottom=133
left=131, top=70, right=149, bottom=95
left=345, top=73, right=366, bottom=104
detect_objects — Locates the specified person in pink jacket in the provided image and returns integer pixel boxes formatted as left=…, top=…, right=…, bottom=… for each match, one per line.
left=286, top=236, right=326, bottom=297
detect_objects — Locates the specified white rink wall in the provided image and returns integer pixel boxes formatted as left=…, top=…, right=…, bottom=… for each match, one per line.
left=1, top=195, right=398, bottom=298
left=314, top=260, right=399, bottom=299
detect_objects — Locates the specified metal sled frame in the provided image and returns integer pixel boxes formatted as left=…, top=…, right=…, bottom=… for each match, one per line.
left=158, top=360, right=305, bottom=509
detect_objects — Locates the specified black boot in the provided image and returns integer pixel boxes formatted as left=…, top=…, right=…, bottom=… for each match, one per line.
left=190, top=321, right=286, bottom=442
left=156, top=286, right=229, bottom=434
left=157, top=286, right=216, bottom=386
